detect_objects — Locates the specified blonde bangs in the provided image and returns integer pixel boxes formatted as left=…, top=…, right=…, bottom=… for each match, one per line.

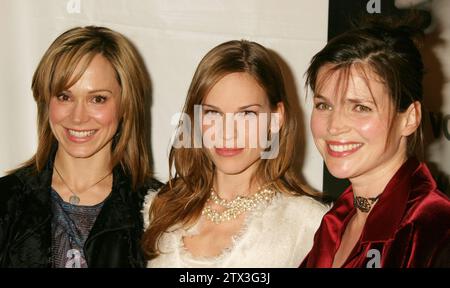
left=50, top=51, right=96, bottom=99
left=15, top=26, right=154, bottom=190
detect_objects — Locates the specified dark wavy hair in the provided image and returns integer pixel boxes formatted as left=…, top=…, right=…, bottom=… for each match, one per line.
left=306, top=14, right=426, bottom=156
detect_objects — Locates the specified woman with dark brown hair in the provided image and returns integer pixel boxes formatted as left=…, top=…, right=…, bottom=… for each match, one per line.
left=142, top=40, right=328, bottom=268
left=0, top=26, right=161, bottom=267
left=301, top=16, right=450, bottom=268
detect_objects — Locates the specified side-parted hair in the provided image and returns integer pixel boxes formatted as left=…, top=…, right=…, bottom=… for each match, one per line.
left=306, top=15, right=426, bottom=156
left=17, top=26, right=152, bottom=190
left=142, top=40, right=318, bottom=260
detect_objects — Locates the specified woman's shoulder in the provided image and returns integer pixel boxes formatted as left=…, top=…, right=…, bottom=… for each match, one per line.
left=0, top=171, right=21, bottom=187
left=0, top=165, right=35, bottom=197
left=145, top=178, right=164, bottom=192
left=133, top=177, right=163, bottom=203
left=408, top=186, right=450, bottom=225
left=269, top=193, right=329, bottom=228
left=278, top=193, right=330, bottom=216
left=0, top=173, right=21, bottom=202
left=141, top=187, right=161, bottom=229
left=0, top=167, right=34, bottom=214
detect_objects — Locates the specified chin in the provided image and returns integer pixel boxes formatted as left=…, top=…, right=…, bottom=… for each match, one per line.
left=327, top=169, right=351, bottom=180
left=324, top=160, right=356, bottom=180
left=65, top=149, right=98, bottom=159
left=215, top=164, right=249, bottom=175
left=60, top=144, right=101, bottom=159
left=209, top=150, right=261, bottom=176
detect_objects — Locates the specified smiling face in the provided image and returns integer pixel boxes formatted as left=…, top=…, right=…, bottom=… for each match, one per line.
left=201, top=72, right=283, bottom=176
left=49, top=54, right=121, bottom=160
left=310, top=64, right=409, bottom=181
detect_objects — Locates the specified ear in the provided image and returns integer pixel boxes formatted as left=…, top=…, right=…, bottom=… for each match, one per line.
left=271, top=102, right=285, bottom=133
left=401, top=101, right=421, bottom=137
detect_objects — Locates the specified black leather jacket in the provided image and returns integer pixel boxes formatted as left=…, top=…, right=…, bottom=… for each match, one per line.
left=0, top=156, right=161, bottom=268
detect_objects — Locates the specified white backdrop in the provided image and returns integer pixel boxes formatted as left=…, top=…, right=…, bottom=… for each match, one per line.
left=0, top=0, right=328, bottom=190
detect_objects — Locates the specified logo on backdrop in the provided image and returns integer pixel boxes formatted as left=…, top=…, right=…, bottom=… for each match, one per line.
left=429, top=112, right=450, bottom=141
left=66, top=0, right=81, bottom=14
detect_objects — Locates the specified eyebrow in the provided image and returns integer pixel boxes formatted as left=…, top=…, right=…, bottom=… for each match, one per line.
left=63, top=89, right=113, bottom=94
left=88, top=89, right=113, bottom=94
left=202, top=104, right=262, bottom=110
left=314, top=94, right=374, bottom=104
left=345, top=98, right=375, bottom=104
left=313, top=94, right=328, bottom=101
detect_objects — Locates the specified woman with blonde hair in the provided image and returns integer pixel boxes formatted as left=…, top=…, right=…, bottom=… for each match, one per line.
left=142, top=40, right=328, bottom=267
left=0, top=26, right=161, bottom=267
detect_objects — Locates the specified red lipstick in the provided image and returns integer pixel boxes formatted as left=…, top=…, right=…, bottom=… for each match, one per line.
left=214, top=148, right=244, bottom=157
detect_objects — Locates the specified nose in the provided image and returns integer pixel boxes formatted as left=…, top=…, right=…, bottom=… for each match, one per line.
left=215, top=113, right=240, bottom=149
left=71, top=100, right=90, bottom=124
left=327, top=109, right=350, bottom=136
left=224, top=114, right=235, bottom=139
left=222, top=113, right=237, bottom=142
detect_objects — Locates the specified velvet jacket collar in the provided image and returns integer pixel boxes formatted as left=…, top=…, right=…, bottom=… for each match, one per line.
left=303, top=158, right=443, bottom=267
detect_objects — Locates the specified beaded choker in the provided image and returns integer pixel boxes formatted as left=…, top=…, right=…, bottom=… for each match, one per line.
left=202, top=184, right=276, bottom=224
left=353, top=194, right=381, bottom=213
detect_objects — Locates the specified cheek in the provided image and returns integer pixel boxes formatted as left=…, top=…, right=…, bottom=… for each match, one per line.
left=202, top=119, right=217, bottom=135
left=49, top=100, right=69, bottom=125
left=356, top=119, right=387, bottom=140
left=202, top=118, right=221, bottom=147
left=247, top=147, right=261, bottom=160
left=310, top=112, right=326, bottom=138
left=91, top=104, right=119, bottom=126
left=202, top=116, right=222, bottom=135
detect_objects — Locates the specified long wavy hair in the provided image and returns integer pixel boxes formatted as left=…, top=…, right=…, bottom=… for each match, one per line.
left=14, top=26, right=153, bottom=190
left=142, top=40, right=318, bottom=260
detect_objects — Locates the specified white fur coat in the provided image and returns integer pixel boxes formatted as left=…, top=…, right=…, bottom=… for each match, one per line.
left=142, top=191, right=328, bottom=268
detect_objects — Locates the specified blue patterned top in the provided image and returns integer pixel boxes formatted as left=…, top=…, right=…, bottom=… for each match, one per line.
left=51, top=189, right=104, bottom=268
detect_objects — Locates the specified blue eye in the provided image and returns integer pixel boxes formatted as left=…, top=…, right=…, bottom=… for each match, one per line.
left=354, top=104, right=372, bottom=112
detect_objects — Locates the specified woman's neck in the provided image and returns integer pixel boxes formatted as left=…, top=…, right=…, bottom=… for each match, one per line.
left=214, top=161, right=261, bottom=201
left=350, top=152, right=407, bottom=215
left=53, top=147, right=112, bottom=191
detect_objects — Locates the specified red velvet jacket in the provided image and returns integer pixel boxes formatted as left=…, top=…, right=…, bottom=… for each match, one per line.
left=301, top=158, right=450, bottom=268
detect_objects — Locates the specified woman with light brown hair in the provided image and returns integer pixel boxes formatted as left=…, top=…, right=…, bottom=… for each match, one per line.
left=0, top=26, right=161, bottom=267
left=142, top=40, right=328, bottom=267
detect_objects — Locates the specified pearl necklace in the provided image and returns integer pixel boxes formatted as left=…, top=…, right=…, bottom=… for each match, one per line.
left=202, top=184, right=276, bottom=224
